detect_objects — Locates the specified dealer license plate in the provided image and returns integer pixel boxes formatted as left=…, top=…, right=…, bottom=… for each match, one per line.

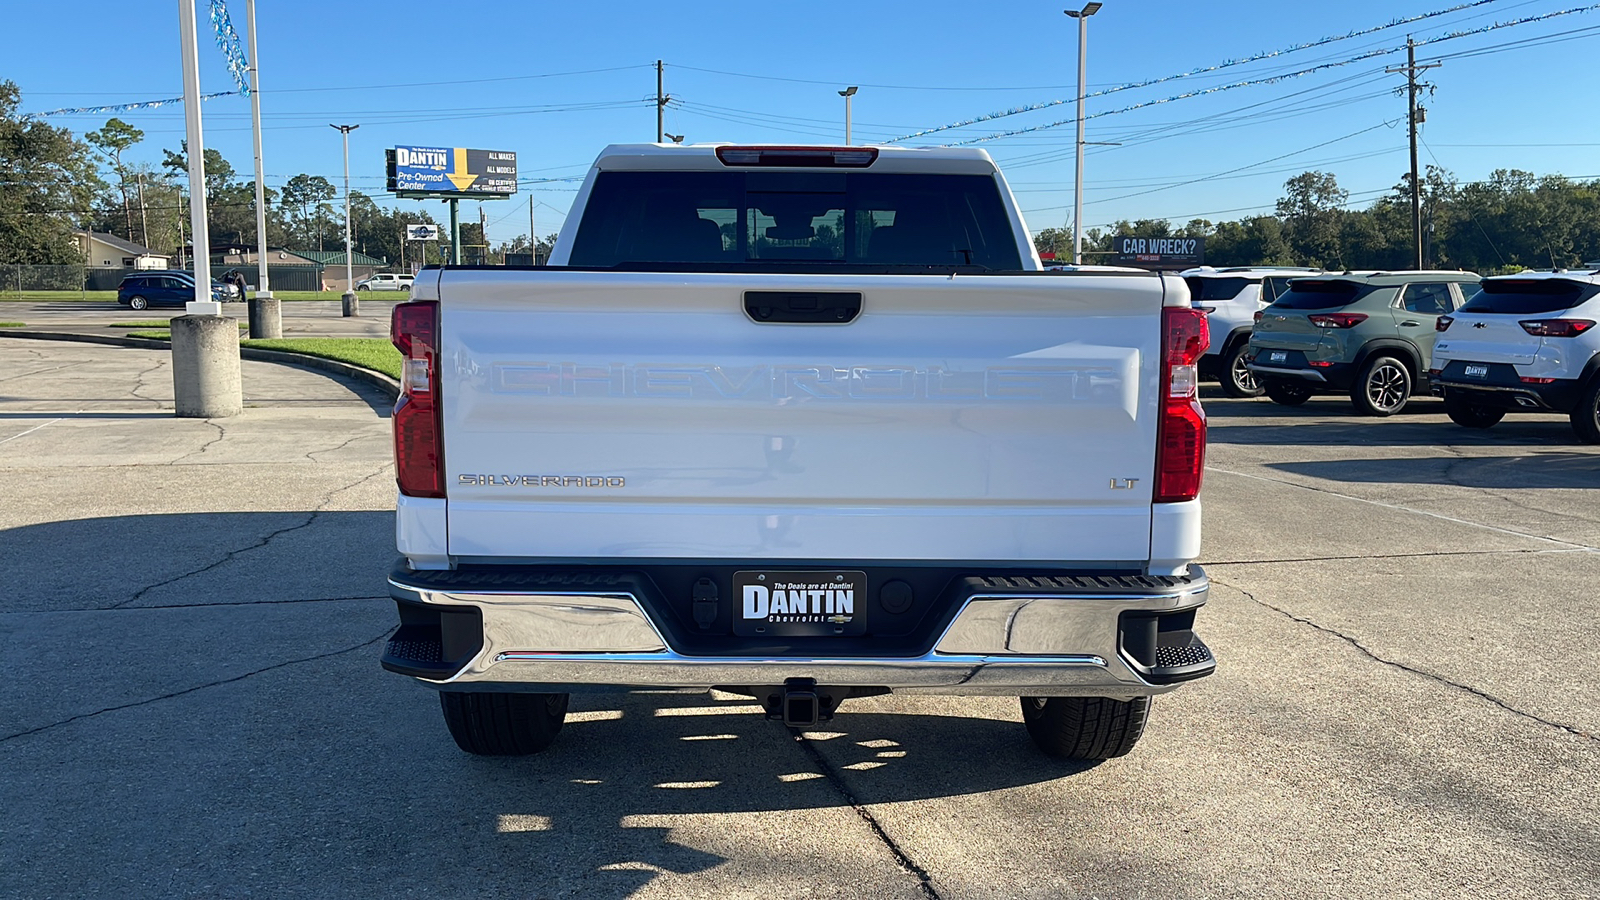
left=1269, top=350, right=1288, bottom=363
left=1464, top=364, right=1489, bottom=378
left=733, top=570, right=866, bottom=637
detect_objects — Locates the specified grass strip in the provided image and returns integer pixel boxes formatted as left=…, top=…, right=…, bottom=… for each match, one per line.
left=0, top=321, right=24, bottom=327
left=241, top=338, right=402, bottom=380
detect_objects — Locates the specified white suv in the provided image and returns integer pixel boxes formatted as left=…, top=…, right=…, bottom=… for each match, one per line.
left=1181, top=267, right=1322, bottom=396
left=356, top=273, right=414, bottom=292
left=1431, top=270, right=1600, bottom=442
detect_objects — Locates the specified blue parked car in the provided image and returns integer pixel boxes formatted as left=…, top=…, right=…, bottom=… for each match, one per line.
left=117, top=272, right=232, bottom=310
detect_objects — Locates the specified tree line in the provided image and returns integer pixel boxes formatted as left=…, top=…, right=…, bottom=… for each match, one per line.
left=1035, top=167, right=1600, bottom=273
left=1, top=81, right=554, bottom=269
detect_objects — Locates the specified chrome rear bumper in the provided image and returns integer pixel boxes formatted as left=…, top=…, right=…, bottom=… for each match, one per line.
left=384, top=568, right=1212, bottom=698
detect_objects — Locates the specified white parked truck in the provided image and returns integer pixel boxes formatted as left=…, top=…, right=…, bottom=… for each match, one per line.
left=383, top=143, right=1215, bottom=760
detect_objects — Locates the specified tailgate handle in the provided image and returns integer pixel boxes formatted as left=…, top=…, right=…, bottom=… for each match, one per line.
left=744, top=291, right=862, bottom=324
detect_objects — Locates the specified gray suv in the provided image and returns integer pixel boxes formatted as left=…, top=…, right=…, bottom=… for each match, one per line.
left=1247, top=271, right=1481, bottom=415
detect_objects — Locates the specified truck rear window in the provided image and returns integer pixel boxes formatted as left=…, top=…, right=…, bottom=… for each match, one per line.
left=1271, top=280, right=1364, bottom=310
left=1183, top=276, right=1252, bottom=302
left=1460, top=279, right=1599, bottom=314
left=568, top=171, right=1023, bottom=270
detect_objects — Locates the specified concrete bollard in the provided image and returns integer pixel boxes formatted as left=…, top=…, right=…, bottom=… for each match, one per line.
left=248, top=292, right=282, bottom=339
left=342, top=291, right=359, bottom=317
left=171, top=314, right=243, bottom=418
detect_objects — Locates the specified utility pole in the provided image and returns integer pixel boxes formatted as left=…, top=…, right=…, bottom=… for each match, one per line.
left=136, top=172, right=149, bottom=249
left=529, top=195, right=537, bottom=265
left=1065, top=3, right=1104, bottom=266
left=656, top=60, right=667, bottom=142
left=1387, top=37, right=1438, bottom=271
left=479, top=204, right=488, bottom=264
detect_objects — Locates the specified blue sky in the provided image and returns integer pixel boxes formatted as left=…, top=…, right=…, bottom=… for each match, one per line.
left=10, top=0, right=1600, bottom=247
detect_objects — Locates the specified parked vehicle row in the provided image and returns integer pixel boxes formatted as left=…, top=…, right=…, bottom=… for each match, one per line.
left=1181, top=266, right=1322, bottom=397
left=1215, top=265, right=1600, bottom=442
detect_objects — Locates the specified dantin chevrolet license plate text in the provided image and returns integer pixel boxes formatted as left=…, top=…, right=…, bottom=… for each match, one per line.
left=733, top=570, right=867, bottom=637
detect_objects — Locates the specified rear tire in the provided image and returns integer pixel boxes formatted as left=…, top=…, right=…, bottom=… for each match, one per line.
left=1351, top=354, right=1412, bottom=416
left=1020, top=696, right=1150, bottom=760
left=1263, top=378, right=1313, bottom=406
left=1445, top=396, right=1505, bottom=429
left=129, top=296, right=148, bottom=311
left=1220, top=342, right=1266, bottom=398
left=1570, top=378, right=1600, bottom=444
left=439, top=691, right=568, bottom=756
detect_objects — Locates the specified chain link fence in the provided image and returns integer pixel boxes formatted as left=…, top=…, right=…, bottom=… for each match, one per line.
left=0, top=264, right=329, bottom=296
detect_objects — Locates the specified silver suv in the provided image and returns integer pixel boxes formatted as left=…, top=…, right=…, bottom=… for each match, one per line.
left=1248, top=270, right=1481, bottom=415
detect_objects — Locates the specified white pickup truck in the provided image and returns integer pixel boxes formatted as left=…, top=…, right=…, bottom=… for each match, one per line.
left=382, top=143, right=1215, bottom=761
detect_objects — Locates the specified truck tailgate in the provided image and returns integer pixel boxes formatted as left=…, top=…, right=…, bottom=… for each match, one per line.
left=439, top=270, right=1167, bottom=564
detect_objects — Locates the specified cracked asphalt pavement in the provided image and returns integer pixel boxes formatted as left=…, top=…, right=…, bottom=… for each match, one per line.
left=2, top=338, right=1598, bottom=899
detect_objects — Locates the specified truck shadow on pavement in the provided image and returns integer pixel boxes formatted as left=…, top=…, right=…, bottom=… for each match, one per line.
left=1265, top=453, right=1600, bottom=490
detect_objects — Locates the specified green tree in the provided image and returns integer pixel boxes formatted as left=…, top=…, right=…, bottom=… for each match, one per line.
left=281, top=174, right=336, bottom=249
left=0, top=81, right=105, bottom=264
left=1277, top=171, right=1348, bottom=267
left=85, top=117, right=144, bottom=243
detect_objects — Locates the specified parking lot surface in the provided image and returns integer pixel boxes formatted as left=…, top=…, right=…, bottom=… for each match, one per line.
left=0, top=299, right=398, bottom=339
left=1, top=338, right=1596, bottom=899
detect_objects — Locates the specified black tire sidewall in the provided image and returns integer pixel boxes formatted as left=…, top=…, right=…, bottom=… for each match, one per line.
left=1353, top=355, right=1411, bottom=416
left=1221, top=342, right=1266, bottom=398
left=1264, top=379, right=1312, bottom=406
left=1571, top=379, right=1600, bottom=443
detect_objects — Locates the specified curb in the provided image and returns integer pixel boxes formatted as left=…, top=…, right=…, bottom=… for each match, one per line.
left=0, top=328, right=400, bottom=402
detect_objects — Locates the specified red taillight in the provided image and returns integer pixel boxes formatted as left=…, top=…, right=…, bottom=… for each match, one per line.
left=1520, top=377, right=1557, bottom=384
left=1436, top=315, right=1454, bottom=332
left=1155, top=307, right=1209, bottom=504
left=391, top=300, right=444, bottom=498
left=1308, top=312, right=1368, bottom=329
left=715, top=146, right=878, bottom=168
left=1253, top=310, right=1264, bottom=323
left=1520, top=318, right=1595, bottom=337
left=1308, top=360, right=1334, bottom=368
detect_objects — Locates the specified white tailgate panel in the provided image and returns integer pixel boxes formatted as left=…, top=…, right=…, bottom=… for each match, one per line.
left=441, top=271, right=1163, bottom=563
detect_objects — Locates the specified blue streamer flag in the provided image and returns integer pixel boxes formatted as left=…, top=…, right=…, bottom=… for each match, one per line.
left=208, top=0, right=251, bottom=94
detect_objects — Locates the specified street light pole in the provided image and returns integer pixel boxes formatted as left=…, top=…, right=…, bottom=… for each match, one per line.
left=1065, top=2, right=1102, bottom=266
left=177, top=0, right=214, bottom=314
left=330, top=123, right=358, bottom=315
left=244, top=0, right=281, bottom=339
left=839, top=86, right=858, bottom=145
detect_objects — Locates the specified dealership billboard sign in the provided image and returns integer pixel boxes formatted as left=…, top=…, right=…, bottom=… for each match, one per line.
left=387, top=146, right=518, bottom=198
left=406, top=224, right=441, bottom=241
left=1110, top=236, right=1204, bottom=269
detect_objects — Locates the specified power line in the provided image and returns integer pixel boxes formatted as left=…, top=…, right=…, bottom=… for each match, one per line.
left=886, top=0, right=1504, bottom=143
left=908, top=3, right=1600, bottom=147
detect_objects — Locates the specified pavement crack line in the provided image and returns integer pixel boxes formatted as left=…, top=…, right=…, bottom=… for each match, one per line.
left=1208, top=465, right=1600, bottom=553
left=1202, top=547, right=1586, bottom=567
left=0, top=595, right=388, bottom=616
left=108, top=463, right=392, bottom=610
left=0, top=629, right=392, bottom=746
left=1212, top=576, right=1598, bottom=745
left=790, top=730, right=941, bottom=899
left=173, top=420, right=226, bottom=463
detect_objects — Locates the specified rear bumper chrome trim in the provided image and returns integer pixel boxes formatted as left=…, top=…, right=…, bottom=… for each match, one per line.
left=386, top=571, right=1209, bottom=697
